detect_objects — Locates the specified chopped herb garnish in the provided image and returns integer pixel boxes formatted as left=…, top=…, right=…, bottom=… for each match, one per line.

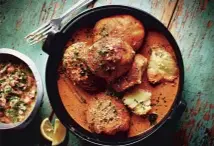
left=148, top=113, right=158, bottom=126
left=99, top=26, right=109, bottom=37
left=134, top=99, right=139, bottom=103
left=5, top=109, right=17, bottom=118
left=4, top=85, right=12, bottom=94
left=0, top=78, right=5, bottom=83
left=7, top=96, right=19, bottom=101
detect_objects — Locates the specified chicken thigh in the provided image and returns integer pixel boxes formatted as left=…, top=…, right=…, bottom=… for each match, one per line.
left=93, top=15, right=145, bottom=51
left=86, top=37, right=135, bottom=83
left=63, top=42, right=104, bottom=91
left=86, top=93, right=130, bottom=135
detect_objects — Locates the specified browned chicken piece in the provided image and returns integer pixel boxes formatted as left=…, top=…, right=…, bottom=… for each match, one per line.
left=86, top=93, right=130, bottom=135
left=147, top=45, right=178, bottom=84
left=86, top=37, right=135, bottom=83
left=112, top=54, right=148, bottom=92
left=63, top=42, right=103, bottom=91
left=93, top=15, right=145, bottom=51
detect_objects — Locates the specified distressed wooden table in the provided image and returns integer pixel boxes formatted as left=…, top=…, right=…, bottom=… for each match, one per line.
left=0, top=0, right=214, bottom=145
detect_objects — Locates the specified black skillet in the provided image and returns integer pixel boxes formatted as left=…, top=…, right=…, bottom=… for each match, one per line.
left=42, top=5, right=186, bottom=146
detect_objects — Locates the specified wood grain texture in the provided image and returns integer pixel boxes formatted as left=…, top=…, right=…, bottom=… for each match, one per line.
left=93, top=0, right=178, bottom=27
left=168, top=0, right=214, bottom=145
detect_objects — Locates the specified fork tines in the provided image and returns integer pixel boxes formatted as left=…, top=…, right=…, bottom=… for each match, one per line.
left=25, top=22, right=52, bottom=45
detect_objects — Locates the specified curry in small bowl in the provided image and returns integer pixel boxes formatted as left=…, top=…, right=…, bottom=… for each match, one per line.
left=0, top=48, right=43, bottom=129
left=0, top=63, right=37, bottom=124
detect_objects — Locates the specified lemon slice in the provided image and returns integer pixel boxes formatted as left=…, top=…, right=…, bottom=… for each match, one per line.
left=40, top=118, right=54, bottom=141
left=52, top=119, right=67, bottom=146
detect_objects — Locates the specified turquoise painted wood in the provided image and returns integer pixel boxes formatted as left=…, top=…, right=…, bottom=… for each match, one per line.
left=169, top=0, right=214, bottom=145
left=0, top=0, right=214, bottom=145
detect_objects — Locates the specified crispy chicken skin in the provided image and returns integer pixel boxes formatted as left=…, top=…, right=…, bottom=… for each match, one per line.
left=63, top=42, right=102, bottom=91
left=86, top=37, right=135, bottom=83
left=147, top=45, right=178, bottom=84
left=93, top=15, right=145, bottom=51
left=86, top=93, right=130, bottom=135
left=112, top=54, right=148, bottom=92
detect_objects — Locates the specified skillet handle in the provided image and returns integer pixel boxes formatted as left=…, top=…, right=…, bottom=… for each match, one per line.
left=42, top=31, right=64, bottom=55
left=168, top=99, right=186, bottom=122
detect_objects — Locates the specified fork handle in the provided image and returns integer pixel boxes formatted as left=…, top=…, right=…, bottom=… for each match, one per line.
left=60, top=0, right=94, bottom=20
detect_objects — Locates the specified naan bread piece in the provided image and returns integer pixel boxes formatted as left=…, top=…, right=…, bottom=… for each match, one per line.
left=123, top=88, right=152, bottom=115
left=147, top=46, right=178, bottom=84
left=93, top=15, right=145, bottom=51
left=112, top=54, right=147, bottom=92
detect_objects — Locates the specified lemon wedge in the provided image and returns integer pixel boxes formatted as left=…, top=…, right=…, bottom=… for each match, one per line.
left=52, top=119, right=67, bottom=146
left=40, top=118, right=54, bottom=141
left=40, top=118, right=67, bottom=145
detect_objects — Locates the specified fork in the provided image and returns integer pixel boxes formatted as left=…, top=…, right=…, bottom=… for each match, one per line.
left=25, top=0, right=94, bottom=45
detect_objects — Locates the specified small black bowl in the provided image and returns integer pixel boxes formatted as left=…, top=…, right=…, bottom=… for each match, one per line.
left=43, top=5, right=186, bottom=146
left=0, top=48, right=44, bottom=130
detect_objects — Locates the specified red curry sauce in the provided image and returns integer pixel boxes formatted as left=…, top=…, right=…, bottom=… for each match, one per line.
left=58, top=28, right=179, bottom=137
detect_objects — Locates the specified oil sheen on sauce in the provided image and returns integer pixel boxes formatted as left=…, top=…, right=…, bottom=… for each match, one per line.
left=58, top=28, right=179, bottom=137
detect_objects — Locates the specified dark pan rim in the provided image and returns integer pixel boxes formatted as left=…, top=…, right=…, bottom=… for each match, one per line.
left=45, top=5, right=184, bottom=146
left=0, top=48, right=44, bottom=130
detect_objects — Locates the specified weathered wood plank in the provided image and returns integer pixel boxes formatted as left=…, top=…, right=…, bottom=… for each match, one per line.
left=93, top=0, right=178, bottom=27
left=168, top=0, right=214, bottom=145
